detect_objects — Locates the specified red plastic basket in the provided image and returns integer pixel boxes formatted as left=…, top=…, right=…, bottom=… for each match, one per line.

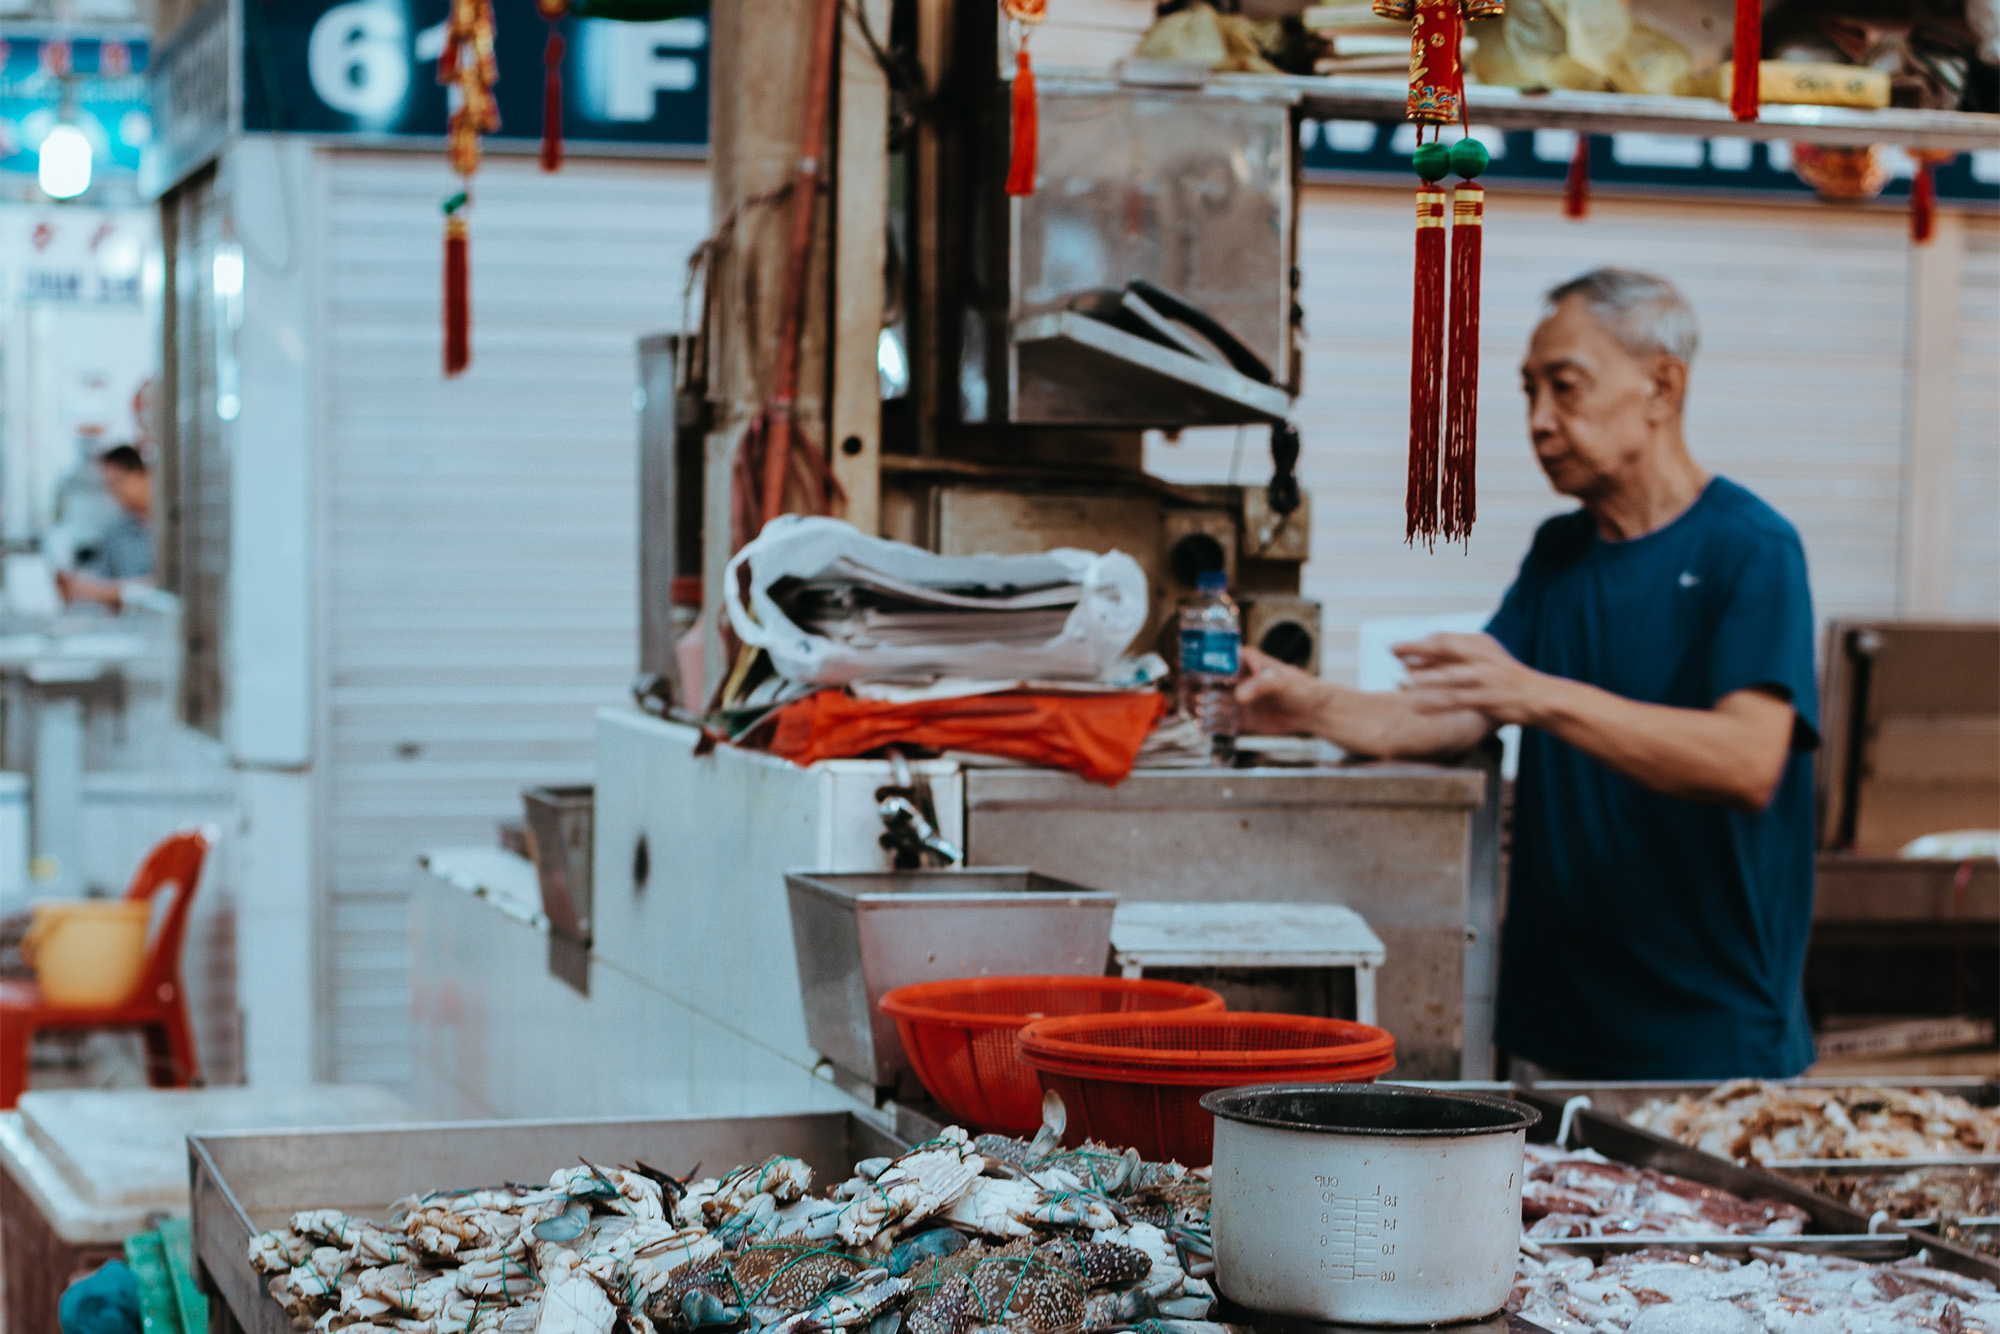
left=878, top=976, right=1224, bottom=1135
left=1016, top=1012, right=1397, bottom=1164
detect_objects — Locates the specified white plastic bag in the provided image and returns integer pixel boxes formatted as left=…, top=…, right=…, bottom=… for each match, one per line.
left=724, top=516, right=1149, bottom=687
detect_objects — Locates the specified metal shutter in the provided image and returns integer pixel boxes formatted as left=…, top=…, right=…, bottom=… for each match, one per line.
left=1149, top=185, right=1948, bottom=683
left=161, top=166, right=229, bottom=735
left=316, top=151, right=710, bottom=1082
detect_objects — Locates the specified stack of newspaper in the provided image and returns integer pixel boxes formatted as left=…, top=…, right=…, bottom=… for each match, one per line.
left=773, top=558, right=1082, bottom=651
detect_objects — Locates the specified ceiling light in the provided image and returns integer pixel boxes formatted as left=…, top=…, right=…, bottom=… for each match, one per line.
left=37, top=123, right=91, bottom=200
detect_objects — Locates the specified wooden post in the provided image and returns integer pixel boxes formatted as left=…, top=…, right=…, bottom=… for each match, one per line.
left=911, top=0, right=952, bottom=457
left=830, top=0, right=891, bottom=533
left=701, top=0, right=836, bottom=689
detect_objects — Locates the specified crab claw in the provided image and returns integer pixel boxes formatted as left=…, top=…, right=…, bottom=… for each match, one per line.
left=681, top=1290, right=741, bottom=1328
left=1026, top=1090, right=1068, bottom=1163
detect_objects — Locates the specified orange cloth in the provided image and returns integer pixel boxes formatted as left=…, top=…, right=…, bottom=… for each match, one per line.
left=760, top=690, right=1169, bottom=786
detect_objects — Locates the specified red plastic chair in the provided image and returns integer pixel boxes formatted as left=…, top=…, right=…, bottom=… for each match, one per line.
left=0, top=826, right=215, bottom=1108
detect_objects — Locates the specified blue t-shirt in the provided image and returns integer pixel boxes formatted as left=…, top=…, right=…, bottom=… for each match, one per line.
left=1486, top=477, right=1818, bottom=1079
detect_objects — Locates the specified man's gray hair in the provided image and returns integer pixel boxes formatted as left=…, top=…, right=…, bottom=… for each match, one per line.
left=1545, top=268, right=1699, bottom=366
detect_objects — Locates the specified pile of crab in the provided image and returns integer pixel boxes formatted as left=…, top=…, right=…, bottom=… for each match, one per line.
left=246, top=1117, right=1226, bottom=1334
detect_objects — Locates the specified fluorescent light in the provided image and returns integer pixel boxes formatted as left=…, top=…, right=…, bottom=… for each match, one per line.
left=212, top=244, right=244, bottom=298
left=37, top=124, right=91, bottom=200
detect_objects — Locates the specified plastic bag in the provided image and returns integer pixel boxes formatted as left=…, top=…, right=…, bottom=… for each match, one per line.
left=724, top=516, right=1149, bottom=687
left=1607, top=23, right=1694, bottom=96
left=1557, top=0, right=1633, bottom=79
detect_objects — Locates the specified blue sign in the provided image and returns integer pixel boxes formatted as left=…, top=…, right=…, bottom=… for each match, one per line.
left=1300, top=118, right=2000, bottom=205
left=0, top=35, right=152, bottom=179
left=241, top=0, right=707, bottom=152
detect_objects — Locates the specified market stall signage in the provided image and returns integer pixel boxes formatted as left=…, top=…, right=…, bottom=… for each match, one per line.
left=0, top=34, right=151, bottom=182
left=0, top=206, right=150, bottom=306
left=1300, top=119, right=2000, bottom=205
left=240, top=0, right=706, bottom=151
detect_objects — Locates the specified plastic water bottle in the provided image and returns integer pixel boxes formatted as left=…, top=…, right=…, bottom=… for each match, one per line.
left=1178, top=569, right=1241, bottom=762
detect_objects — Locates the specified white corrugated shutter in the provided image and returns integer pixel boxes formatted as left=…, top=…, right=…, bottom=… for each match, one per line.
left=315, top=151, right=710, bottom=1082
left=1952, top=222, right=2000, bottom=619
left=1149, top=185, right=1975, bottom=681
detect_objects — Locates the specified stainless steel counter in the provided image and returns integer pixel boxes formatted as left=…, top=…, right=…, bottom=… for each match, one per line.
left=411, top=710, right=1496, bottom=1119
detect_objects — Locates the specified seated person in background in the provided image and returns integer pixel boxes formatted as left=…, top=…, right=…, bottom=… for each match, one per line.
left=58, top=445, right=155, bottom=612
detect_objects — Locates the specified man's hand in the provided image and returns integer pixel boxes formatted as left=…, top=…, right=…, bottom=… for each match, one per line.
left=1394, top=632, right=1553, bottom=726
left=1234, top=646, right=1332, bottom=736
left=1235, top=646, right=1491, bottom=759
left=55, top=570, right=122, bottom=611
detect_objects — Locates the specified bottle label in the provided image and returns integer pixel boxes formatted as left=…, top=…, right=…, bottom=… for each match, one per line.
left=1180, top=628, right=1240, bottom=676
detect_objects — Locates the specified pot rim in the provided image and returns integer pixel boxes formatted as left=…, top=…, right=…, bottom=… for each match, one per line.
left=1200, top=1082, right=1542, bottom=1139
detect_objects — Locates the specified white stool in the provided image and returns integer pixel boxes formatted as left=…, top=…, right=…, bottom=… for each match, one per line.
left=1109, top=901, right=1386, bottom=1026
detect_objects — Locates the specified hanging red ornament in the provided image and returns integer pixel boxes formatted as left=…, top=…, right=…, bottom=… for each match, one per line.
left=437, top=0, right=497, bottom=377
left=1406, top=158, right=1448, bottom=547
left=1910, top=149, right=1953, bottom=245
left=1444, top=142, right=1487, bottom=544
left=1730, top=0, right=1761, bottom=122
left=438, top=0, right=499, bottom=177
left=443, top=194, right=470, bottom=376
left=538, top=0, right=567, bottom=171
left=1378, top=0, right=1502, bottom=547
left=1002, top=0, right=1047, bottom=196
left=1564, top=132, right=1590, bottom=219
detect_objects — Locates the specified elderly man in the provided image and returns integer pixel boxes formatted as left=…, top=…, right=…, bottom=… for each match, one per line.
left=1239, top=268, right=1818, bottom=1080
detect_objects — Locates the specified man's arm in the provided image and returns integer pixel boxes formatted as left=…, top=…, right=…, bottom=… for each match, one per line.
left=1396, top=633, right=1794, bottom=811
left=1235, top=647, right=1492, bottom=760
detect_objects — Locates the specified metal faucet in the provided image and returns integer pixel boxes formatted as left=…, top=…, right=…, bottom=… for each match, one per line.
left=876, top=750, right=965, bottom=867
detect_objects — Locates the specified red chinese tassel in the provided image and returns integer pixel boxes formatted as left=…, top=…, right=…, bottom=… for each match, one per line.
left=541, top=27, right=565, bottom=171
left=1910, top=150, right=1952, bottom=244
left=1443, top=182, right=1483, bottom=543
left=443, top=208, right=469, bottom=377
left=1564, top=133, right=1590, bottom=219
left=1385, top=0, right=1497, bottom=546
left=1731, top=0, right=1761, bottom=122
left=1911, top=158, right=1936, bottom=243
left=1406, top=183, right=1448, bottom=547
left=1006, top=46, right=1037, bottom=197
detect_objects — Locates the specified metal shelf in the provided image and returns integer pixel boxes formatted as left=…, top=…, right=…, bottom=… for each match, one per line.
left=1224, top=73, right=2000, bottom=153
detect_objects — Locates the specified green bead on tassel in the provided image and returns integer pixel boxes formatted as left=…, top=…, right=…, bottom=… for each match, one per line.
left=1449, top=137, right=1490, bottom=180
left=1413, top=141, right=1452, bottom=182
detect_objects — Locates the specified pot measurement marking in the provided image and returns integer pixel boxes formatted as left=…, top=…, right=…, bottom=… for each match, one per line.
left=1313, top=1179, right=1397, bottom=1283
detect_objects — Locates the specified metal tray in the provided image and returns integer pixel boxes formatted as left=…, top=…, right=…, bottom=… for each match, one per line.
left=1511, top=1085, right=2000, bottom=1283
left=1242, top=1311, right=1554, bottom=1334
left=191, top=1111, right=904, bottom=1334
left=1526, top=1079, right=2000, bottom=1173
left=1526, top=1076, right=2000, bottom=1119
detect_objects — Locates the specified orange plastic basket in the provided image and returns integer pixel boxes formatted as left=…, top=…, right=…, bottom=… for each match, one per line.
left=878, top=976, right=1224, bottom=1135
left=1016, top=1012, right=1397, bottom=1163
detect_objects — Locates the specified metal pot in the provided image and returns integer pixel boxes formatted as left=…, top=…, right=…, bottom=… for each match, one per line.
left=1201, top=1083, right=1540, bottom=1327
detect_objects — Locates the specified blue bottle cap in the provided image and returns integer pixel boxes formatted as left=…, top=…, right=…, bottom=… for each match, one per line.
left=1196, top=569, right=1228, bottom=592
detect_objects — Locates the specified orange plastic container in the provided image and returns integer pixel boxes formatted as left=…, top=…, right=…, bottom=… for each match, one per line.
left=1016, top=1012, right=1397, bottom=1164
left=878, top=976, right=1224, bottom=1135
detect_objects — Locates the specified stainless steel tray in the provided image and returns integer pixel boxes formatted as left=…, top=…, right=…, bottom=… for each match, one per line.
left=1526, top=1076, right=1999, bottom=1119
left=1525, top=1234, right=1910, bottom=1260
left=192, top=1111, right=904, bottom=1334
left=1244, top=1312, right=1554, bottom=1334
left=1511, top=1085, right=2000, bottom=1283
